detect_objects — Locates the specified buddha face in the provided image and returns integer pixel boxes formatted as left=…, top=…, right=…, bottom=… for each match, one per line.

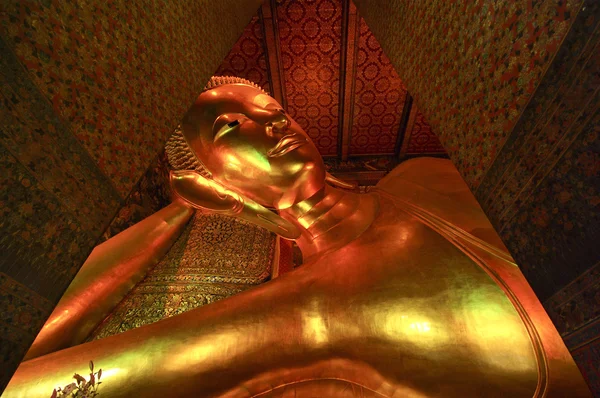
left=181, top=83, right=326, bottom=209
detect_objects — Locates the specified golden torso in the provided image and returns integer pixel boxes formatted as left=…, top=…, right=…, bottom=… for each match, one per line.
left=214, top=192, right=539, bottom=397
left=2, top=80, right=590, bottom=397
left=3, top=171, right=590, bottom=398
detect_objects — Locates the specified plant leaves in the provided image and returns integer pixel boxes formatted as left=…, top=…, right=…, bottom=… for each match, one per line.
left=73, top=373, right=86, bottom=385
left=89, top=372, right=95, bottom=387
left=89, top=360, right=94, bottom=372
left=51, top=388, right=57, bottom=398
left=97, top=369, right=101, bottom=380
left=62, top=383, right=76, bottom=395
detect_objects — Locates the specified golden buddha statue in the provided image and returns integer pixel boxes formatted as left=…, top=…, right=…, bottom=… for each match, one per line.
left=3, top=77, right=590, bottom=397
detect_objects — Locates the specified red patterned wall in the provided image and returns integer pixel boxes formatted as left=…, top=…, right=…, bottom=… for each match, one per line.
left=406, top=108, right=446, bottom=154
left=277, top=0, right=342, bottom=156
left=215, top=15, right=270, bottom=93
left=349, top=17, right=408, bottom=155
left=208, top=0, right=448, bottom=159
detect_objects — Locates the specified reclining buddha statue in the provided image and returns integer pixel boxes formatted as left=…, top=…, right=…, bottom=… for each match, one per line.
left=3, top=77, right=590, bottom=397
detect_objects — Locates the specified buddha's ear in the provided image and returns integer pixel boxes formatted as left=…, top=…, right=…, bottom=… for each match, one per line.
left=170, top=170, right=301, bottom=240
left=326, top=172, right=358, bottom=190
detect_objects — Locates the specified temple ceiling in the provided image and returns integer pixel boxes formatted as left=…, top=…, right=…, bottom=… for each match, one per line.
left=212, top=0, right=447, bottom=170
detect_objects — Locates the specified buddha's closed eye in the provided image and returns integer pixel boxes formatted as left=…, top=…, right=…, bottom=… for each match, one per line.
left=213, top=114, right=247, bottom=142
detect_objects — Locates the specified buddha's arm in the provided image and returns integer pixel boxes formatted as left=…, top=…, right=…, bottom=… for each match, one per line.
left=3, top=268, right=327, bottom=398
left=23, top=202, right=194, bottom=361
left=170, top=170, right=301, bottom=239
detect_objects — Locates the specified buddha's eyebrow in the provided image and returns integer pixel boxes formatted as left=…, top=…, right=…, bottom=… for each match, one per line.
left=242, top=105, right=284, bottom=125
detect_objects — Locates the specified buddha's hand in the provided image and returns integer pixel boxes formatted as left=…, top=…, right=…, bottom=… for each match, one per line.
left=170, top=170, right=244, bottom=215
left=170, top=170, right=301, bottom=239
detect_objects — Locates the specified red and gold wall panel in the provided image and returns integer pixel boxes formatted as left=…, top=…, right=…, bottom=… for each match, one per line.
left=349, top=17, right=408, bottom=155
left=406, top=108, right=446, bottom=154
left=214, top=15, right=270, bottom=93
left=277, top=0, right=342, bottom=156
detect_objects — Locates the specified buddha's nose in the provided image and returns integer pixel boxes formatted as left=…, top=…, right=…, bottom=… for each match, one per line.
left=253, top=108, right=291, bottom=133
left=270, top=109, right=291, bottom=131
left=261, top=108, right=290, bottom=138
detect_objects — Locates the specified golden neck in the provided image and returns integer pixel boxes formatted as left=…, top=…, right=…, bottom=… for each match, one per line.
left=280, top=185, right=379, bottom=261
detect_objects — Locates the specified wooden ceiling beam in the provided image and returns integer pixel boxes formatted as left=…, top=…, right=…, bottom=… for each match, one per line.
left=397, top=97, right=418, bottom=160
left=394, top=93, right=413, bottom=158
left=261, top=0, right=287, bottom=108
left=338, top=0, right=360, bottom=160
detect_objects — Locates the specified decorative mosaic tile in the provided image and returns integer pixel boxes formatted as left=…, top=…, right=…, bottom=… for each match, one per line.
left=348, top=16, right=407, bottom=155
left=484, top=27, right=600, bottom=229
left=215, top=15, right=271, bottom=94
left=0, top=36, right=121, bottom=233
left=0, top=0, right=264, bottom=195
left=89, top=214, right=275, bottom=340
left=477, top=1, right=600, bottom=201
left=353, top=0, right=582, bottom=188
left=546, top=280, right=600, bottom=338
left=0, top=273, right=54, bottom=390
left=100, top=152, right=171, bottom=242
left=277, top=0, right=342, bottom=155
left=571, top=338, right=600, bottom=395
left=545, top=261, right=600, bottom=336
left=498, top=98, right=599, bottom=301
left=160, top=214, right=275, bottom=283
left=405, top=108, right=446, bottom=155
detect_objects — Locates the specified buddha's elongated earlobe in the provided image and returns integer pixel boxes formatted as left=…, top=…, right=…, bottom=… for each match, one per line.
left=325, top=172, right=358, bottom=190
left=170, top=170, right=301, bottom=240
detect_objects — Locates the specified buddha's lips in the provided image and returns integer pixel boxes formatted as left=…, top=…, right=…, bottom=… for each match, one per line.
left=268, top=134, right=307, bottom=158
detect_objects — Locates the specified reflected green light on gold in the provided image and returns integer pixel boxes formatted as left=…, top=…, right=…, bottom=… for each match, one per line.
left=238, top=147, right=271, bottom=174
left=302, top=300, right=329, bottom=347
left=464, top=287, right=536, bottom=372
left=4, top=80, right=589, bottom=398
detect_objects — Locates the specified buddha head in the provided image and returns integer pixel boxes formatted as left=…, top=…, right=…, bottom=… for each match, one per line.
left=179, top=76, right=326, bottom=210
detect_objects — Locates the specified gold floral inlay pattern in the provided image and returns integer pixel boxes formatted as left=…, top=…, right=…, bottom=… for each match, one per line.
left=88, top=213, right=275, bottom=340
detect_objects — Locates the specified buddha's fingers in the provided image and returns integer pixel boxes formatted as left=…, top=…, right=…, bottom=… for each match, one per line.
left=170, top=170, right=300, bottom=239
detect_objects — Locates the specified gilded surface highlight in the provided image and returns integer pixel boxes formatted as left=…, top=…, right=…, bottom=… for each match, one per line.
left=23, top=202, right=194, bottom=360
left=3, top=81, right=590, bottom=397
left=89, top=213, right=276, bottom=340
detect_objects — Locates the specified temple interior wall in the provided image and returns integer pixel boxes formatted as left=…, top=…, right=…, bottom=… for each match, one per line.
left=0, top=0, right=598, bottom=393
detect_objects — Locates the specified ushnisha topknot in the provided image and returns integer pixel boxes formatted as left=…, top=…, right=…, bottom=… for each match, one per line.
left=202, top=75, right=268, bottom=94
left=165, top=76, right=268, bottom=176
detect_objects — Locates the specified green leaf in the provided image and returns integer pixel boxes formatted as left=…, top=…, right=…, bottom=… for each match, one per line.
left=89, top=361, right=94, bottom=372
left=97, top=369, right=102, bottom=380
